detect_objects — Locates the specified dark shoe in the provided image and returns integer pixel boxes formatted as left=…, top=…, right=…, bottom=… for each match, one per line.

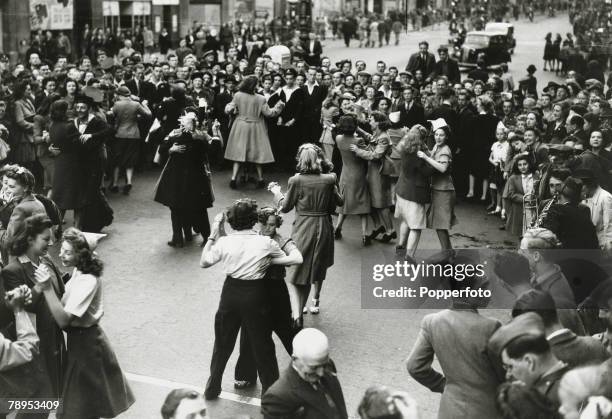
left=123, top=184, right=132, bottom=195
left=486, top=203, right=495, bottom=212
left=395, top=245, right=406, bottom=256
left=184, top=232, right=193, bottom=242
left=334, top=228, right=342, bottom=239
left=167, top=239, right=184, bottom=248
left=362, top=235, right=372, bottom=246
left=110, top=185, right=119, bottom=193
left=256, top=179, right=265, bottom=189
left=234, top=380, right=255, bottom=389
left=368, top=226, right=386, bottom=240
left=499, top=224, right=506, bottom=230
left=380, top=231, right=397, bottom=243
left=229, top=179, right=237, bottom=189
left=204, top=387, right=221, bottom=400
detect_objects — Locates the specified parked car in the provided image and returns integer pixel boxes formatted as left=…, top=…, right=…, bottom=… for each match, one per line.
left=453, top=31, right=511, bottom=70
left=485, top=22, right=516, bottom=54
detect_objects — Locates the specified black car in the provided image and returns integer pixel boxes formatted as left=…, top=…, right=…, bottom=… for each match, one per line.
left=454, top=31, right=512, bottom=70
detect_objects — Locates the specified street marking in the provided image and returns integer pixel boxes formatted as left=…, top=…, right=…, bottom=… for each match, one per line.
left=125, top=372, right=262, bottom=406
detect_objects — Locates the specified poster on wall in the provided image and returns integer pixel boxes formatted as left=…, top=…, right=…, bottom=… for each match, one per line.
left=30, top=0, right=74, bottom=31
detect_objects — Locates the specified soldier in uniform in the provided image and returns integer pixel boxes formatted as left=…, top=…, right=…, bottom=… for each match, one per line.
left=489, top=312, right=570, bottom=411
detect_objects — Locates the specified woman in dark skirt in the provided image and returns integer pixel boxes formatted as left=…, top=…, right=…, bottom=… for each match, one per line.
left=33, top=227, right=134, bottom=419
left=2, top=214, right=66, bottom=403
left=154, top=112, right=218, bottom=247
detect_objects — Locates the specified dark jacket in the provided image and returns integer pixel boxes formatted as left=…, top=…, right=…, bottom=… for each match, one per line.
left=405, top=52, right=436, bottom=77
left=261, top=361, right=348, bottom=419
left=399, top=101, right=426, bottom=129
left=154, top=131, right=214, bottom=212
left=302, top=40, right=323, bottom=66
left=300, top=84, right=327, bottom=142
left=541, top=202, right=600, bottom=249
left=396, top=152, right=435, bottom=203
left=430, top=58, right=461, bottom=84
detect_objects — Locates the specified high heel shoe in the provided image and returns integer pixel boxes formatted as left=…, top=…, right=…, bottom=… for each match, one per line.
left=368, top=226, right=386, bottom=240
left=334, top=228, right=342, bottom=239
left=362, top=235, right=372, bottom=246
left=229, top=179, right=237, bottom=189
left=167, top=238, right=184, bottom=248
left=379, top=231, right=397, bottom=243
left=309, top=299, right=320, bottom=314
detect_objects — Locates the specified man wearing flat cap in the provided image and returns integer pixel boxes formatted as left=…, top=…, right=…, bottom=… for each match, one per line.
left=489, top=312, right=569, bottom=410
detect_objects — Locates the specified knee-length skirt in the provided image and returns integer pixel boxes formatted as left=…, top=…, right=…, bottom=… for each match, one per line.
left=287, top=214, right=334, bottom=285
left=58, top=325, right=134, bottom=419
left=113, top=138, right=141, bottom=168
left=427, top=189, right=457, bottom=230
left=394, top=195, right=427, bottom=229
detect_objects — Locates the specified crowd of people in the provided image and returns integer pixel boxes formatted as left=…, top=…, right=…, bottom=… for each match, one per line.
left=0, top=1, right=610, bottom=418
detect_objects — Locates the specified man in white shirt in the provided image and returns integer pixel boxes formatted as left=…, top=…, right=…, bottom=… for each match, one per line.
left=576, top=168, right=612, bottom=250
left=200, top=199, right=302, bottom=400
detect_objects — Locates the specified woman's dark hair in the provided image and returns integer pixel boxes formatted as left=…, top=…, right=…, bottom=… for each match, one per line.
left=357, top=386, right=402, bottom=419
left=336, top=115, right=357, bottom=135
left=9, top=214, right=53, bottom=256
left=258, top=206, right=283, bottom=227
left=13, top=80, right=31, bottom=101
left=511, top=154, right=535, bottom=175
left=226, top=199, right=258, bottom=231
left=62, top=227, right=104, bottom=277
left=171, top=85, right=186, bottom=105
left=38, top=93, right=62, bottom=117
left=373, top=97, right=391, bottom=111
left=370, top=111, right=391, bottom=131
left=238, top=75, right=258, bottom=94
left=504, top=334, right=550, bottom=359
left=497, top=382, right=558, bottom=419
left=5, top=166, right=35, bottom=192
left=62, top=78, right=80, bottom=96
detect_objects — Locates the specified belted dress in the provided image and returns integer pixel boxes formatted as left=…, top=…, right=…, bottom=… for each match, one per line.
left=223, top=91, right=281, bottom=164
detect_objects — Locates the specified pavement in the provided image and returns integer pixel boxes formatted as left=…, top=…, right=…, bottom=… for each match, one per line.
left=43, top=12, right=573, bottom=419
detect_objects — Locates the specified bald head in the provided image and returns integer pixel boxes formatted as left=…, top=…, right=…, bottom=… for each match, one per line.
left=292, top=328, right=330, bottom=384
left=293, top=328, right=329, bottom=360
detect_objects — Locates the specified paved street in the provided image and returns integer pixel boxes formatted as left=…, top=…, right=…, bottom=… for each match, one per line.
left=77, top=13, right=572, bottom=419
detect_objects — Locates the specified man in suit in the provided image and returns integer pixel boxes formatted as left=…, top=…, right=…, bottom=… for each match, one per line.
left=430, top=47, right=461, bottom=84
left=301, top=68, right=327, bottom=143
left=405, top=41, right=436, bottom=82
left=261, top=328, right=348, bottom=419
left=398, top=86, right=425, bottom=128
left=389, top=81, right=403, bottom=112
left=278, top=68, right=305, bottom=170
left=511, top=290, right=609, bottom=368
left=303, top=32, right=322, bottom=67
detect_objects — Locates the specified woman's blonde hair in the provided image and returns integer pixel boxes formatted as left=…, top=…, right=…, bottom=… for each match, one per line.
left=399, top=125, right=427, bottom=155
left=296, top=143, right=331, bottom=174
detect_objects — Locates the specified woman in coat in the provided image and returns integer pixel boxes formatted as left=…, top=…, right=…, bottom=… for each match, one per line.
left=418, top=122, right=456, bottom=250
left=33, top=94, right=61, bottom=197
left=12, top=81, right=37, bottom=174
left=466, top=96, right=499, bottom=201
left=505, top=154, right=538, bottom=239
left=224, top=75, right=284, bottom=189
left=333, top=115, right=370, bottom=245
left=33, top=227, right=135, bottom=419
left=154, top=112, right=217, bottom=247
left=49, top=100, right=83, bottom=220
left=4, top=167, right=47, bottom=247
left=2, top=214, right=66, bottom=402
left=270, top=144, right=343, bottom=325
left=352, top=111, right=396, bottom=242
left=395, top=126, right=435, bottom=261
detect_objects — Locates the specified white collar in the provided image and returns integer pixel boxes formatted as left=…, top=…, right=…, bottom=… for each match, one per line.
left=75, top=113, right=95, bottom=128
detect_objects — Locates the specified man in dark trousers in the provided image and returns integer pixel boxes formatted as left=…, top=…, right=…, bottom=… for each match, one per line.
left=262, top=328, right=348, bottom=419
left=301, top=68, right=327, bottom=143
left=405, top=41, right=436, bottom=81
